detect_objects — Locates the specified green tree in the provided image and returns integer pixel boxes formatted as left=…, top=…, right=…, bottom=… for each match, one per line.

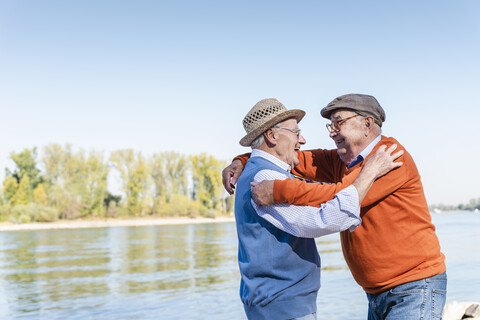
left=33, top=184, right=47, bottom=205
left=150, top=151, right=188, bottom=214
left=150, top=153, right=167, bottom=199
left=12, top=175, right=33, bottom=205
left=3, top=175, right=19, bottom=204
left=466, top=197, right=480, bottom=210
left=224, top=190, right=235, bottom=215
left=150, top=153, right=167, bottom=215
left=2, top=148, right=42, bottom=206
left=164, top=151, right=188, bottom=196
left=110, top=149, right=150, bottom=215
left=190, top=153, right=223, bottom=211
left=78, top=151, right=109, bottom=217
left=42, top=144, right=69, bottom=186
left=41, top=144, right=74, bottom=218
left=104, top=192, right=122, bottom=208
left=8, top=148, right=43, bottom=189
left=41, top=144, right=109, bottom=218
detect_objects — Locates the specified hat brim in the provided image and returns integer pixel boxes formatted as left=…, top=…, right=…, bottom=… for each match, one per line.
left=239, top=109, right=306, bottom=147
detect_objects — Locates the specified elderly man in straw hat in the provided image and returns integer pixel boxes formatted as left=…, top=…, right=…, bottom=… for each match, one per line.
left=232, top=98, right=403, bottom=320
left=227, top=94, right=447, bottom=320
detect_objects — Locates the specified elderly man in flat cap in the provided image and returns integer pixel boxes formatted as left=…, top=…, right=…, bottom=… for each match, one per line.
left=231, top=98, right=403, bottom=320
left=224, top=94, right=447, bottom=320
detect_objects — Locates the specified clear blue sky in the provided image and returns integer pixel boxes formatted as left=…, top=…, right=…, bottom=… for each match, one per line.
left=1, top=0, right=479, bottom=205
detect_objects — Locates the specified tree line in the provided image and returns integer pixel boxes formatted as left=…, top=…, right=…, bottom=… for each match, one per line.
left=429, top=198, right=480, bottom=213
left=0, top=145, right=234, bottom=223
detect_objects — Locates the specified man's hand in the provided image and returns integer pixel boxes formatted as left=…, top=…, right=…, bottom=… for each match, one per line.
left=222, top=160, right=244, bottom=195
left=352, top=144, right=404, bottom=203
left=250, top=180, right=274, bottom=206
left=364, top=144, right=404, bottom=180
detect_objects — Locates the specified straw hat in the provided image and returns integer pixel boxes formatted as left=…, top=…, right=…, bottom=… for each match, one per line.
left=239, top=98, right=305, bottom=147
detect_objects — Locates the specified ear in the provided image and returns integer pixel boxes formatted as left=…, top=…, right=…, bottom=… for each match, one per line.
left=264, top=129, right=278, bottom=146
left=364, top=116, right=373, bottom=135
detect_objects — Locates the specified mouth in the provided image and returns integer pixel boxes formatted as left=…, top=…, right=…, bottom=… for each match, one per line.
left=334, top=139, right=345, bottom=147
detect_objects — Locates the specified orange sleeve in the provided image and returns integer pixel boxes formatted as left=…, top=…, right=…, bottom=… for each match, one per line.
left=273, top=137, right=410, bottom=208
left=359, top=150, right=409, bottom=207
left=233, top=153, right=250, bottom=167
left=273, top=169, right=360, bottom=206
left=233, top=149, right=340, bottom=182
left=291, top=149, right=339, bottom=182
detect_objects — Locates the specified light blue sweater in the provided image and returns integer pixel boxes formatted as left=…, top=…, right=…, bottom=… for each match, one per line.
left=235, top=156, right=320, bottom=320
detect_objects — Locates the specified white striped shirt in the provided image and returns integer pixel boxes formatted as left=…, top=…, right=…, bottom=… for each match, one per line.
left=251, top=149, right=362, bottom=238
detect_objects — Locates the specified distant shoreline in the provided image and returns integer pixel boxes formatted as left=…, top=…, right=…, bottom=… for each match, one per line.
left=0, top=216, right=236, bottom=232
left=0, top=211, right=475, bottom=232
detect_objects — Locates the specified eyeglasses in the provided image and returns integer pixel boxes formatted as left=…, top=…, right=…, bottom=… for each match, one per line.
left=326, top=115, right=360, bottom=133
left=275, top=127, right=302, bottom=138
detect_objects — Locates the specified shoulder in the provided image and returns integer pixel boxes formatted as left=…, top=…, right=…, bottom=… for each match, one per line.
left=299, top=148, right=340, bottom=161
left=253, top=169, right=288, bottom=182
left=380, top=135, right=404, bottom=148
left=375, top=135, right=409, bottom=154
left=376, top=135, right=416, bottom=167
left=301, top=148, right=338, bottom=155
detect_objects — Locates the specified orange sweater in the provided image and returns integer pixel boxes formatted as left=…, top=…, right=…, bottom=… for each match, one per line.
left=271, top=136, right=446, bottom=294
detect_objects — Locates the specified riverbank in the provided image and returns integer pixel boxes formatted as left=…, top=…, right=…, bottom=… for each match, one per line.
left=0, top=216, right=236, bottom=232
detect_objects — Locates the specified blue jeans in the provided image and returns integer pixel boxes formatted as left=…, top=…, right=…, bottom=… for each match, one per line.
left=366, top=272, right=447, bottom=320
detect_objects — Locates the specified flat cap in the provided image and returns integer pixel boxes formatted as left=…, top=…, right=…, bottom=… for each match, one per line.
left=321, top=93, right=386, bottom=127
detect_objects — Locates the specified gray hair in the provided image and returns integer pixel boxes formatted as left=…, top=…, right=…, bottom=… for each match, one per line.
left=355, top=111, right=383, bottom=128
left=251, top=124, right=285, bottom=149
left=251, top=133, right=265, bottom=149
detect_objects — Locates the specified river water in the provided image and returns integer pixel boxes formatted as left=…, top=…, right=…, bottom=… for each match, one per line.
left=0, top=211, right=478, bottom=319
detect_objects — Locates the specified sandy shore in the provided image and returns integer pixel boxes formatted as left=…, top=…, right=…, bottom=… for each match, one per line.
left=0, top=216, right=236, bottom=232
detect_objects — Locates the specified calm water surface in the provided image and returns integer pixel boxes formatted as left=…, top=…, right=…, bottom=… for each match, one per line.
left=0, top=212, right=478, bottom=319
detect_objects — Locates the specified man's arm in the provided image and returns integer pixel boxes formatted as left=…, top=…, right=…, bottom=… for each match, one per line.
left=251, top=169, right=362, bottom=238
left=221, top=148, right=338, bottom=194
left=222, top=158, right=246, bottom=195
left=251, top=170, right=358, bottom=207
left=359, top=149, right=412, bottom=207
left=253, top=144, right=404, bottom=207
left=292, top=148, right=339, bottom=182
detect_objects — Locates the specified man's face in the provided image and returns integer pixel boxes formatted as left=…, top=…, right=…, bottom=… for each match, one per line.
left=273, top=118, right=306, bottom=167
left=328, top=110, right=366, bottom=160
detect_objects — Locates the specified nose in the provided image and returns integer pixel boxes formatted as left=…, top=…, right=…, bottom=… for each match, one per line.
left=329, top=130, right=337, bottom=139
left=299, top=134, right=306, bottom=145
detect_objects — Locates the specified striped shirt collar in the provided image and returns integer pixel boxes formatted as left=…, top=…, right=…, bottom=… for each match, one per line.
left=251, top=149, right=291, bottom=172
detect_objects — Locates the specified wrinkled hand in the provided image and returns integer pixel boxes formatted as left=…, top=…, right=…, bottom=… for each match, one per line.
left=363, top=144, right=404, bottom=180
left=250, top=180, right=275, bottom=206
left=222, top=160, right=244, bottom=195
